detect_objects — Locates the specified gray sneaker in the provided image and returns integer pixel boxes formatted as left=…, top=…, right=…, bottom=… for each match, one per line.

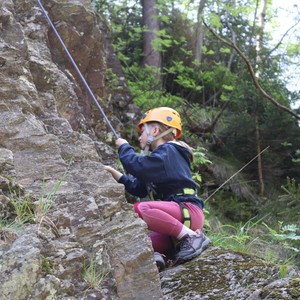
left=175, top=233, right=211, bottom=263
left=154, top=252, right=166, bottom=272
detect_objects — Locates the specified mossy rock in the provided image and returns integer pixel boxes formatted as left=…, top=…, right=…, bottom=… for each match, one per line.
left=160, top=247, right=285, bottom=299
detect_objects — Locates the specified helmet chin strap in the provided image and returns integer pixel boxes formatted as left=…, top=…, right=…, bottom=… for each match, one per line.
left=141, top=123, right=176, bottom=155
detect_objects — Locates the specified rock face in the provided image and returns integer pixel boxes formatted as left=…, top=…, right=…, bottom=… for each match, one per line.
left=0, top=1, right=299, bottom=300
left=0, top=0, right=160, bottom=299
left=161, top=248, right=300, bottom=300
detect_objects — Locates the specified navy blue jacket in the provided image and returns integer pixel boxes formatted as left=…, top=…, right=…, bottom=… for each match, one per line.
left=118, top=142, right=204, bottom=209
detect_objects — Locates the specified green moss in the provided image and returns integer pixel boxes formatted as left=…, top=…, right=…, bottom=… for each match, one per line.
left=258, top=278, right=300, bottom=299
left=162, top=257, right=228, bottom=298
left=161, top=248, right=285, bottom=299
left=288, top=279, right=300, bottom=297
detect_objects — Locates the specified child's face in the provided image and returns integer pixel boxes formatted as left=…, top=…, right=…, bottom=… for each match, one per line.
left=138, top=125, right=149, bottom=150
left=138, top=123, right=160, bottom=150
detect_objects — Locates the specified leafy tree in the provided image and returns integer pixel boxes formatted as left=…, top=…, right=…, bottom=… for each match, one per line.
left=91, top=0, right=300, bottom=201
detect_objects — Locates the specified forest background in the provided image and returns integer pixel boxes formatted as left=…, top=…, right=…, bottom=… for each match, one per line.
left=91, top=0, right=300, bottom=269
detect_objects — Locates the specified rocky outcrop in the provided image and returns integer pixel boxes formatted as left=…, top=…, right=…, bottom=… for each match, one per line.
left=161, top=247, right=300, bottom=299
left=0, top=0, right=160, bottom=299
left=0, top=1, right=299, bottom=300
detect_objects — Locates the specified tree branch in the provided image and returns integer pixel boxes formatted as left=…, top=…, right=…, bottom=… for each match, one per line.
left=268, top=19, right=300, bottom=56
left=203, top=22, right=300, bottom=121
left=183, top=101, right=229, bottom=134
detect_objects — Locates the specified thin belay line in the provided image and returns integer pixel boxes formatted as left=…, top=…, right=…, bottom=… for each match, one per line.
left=36, top=0, right=119, bottom=139
left=205, top=146, right=270, bottom=202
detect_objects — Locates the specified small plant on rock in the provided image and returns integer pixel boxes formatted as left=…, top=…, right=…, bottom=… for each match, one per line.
left=9, top=186, right=35, bottom=225
left=34, top=171, right=68, bottom=238
left=41, top=255, right=54, bottom=274
left=37, top=171, right=68, bottom=215
left=82, top=255, right=109, bottom=291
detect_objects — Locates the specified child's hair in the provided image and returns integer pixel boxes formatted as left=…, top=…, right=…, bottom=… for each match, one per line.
left=149, top=122, right=176, bottom=141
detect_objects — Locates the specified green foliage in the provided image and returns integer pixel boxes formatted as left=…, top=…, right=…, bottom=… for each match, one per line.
left=191, top=146, right=212, bottom=186
left=263, top=222, right=300, bottom=254
left=41, top=255, right=54, bottom=274
left=264, top=222, right=300, bottom=242
left=286, top=43, right=300, bottom=56
left=5, top=172, right=68, bottom=239
left=38, top=171, right=68, bottom=215
left=34, top=172, right=68, bottom=238
left=208, top=12, right=222, bottom=29
left=164, top=60, right=204, bottom=92
left=193, top=147, right=212, bottom=167
left=152, top=29, right=173, bottom=51
left=9, top=188, right=35, bottom=224
left=220, top=47, right=231, bottom=54
left=278, top=259, right=295, bottom=279
left=278, top=177, right=300, bottom=217
left=292, top=149, right=300, bottom=164
left=208, top=191, right=255, bottom=222
left=105, top=68, right=122, bottom=91
left=280, top=177, right=300, bottom=202
left=206, top=214, right=299, bottom=272
left=126, top=64, right=185, bottom=111
left=207, top=215, right=266, bottom=253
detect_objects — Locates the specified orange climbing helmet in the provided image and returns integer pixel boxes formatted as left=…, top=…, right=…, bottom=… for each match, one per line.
left=137, top=107, right=182, bottom=138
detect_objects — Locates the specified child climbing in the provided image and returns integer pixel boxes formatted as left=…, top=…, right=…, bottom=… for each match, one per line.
left=104, top=107, right=211, bottom=270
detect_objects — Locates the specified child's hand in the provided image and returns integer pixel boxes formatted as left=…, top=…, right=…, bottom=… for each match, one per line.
left=115, top=138, right=128, bottom=149
left=104, top=166, right=123, bottom=181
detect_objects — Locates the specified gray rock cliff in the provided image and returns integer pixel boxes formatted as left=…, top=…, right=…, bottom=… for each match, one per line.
left=0, top=0, right=160, bottom=299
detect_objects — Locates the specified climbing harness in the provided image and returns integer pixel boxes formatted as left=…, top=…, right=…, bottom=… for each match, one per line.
left=175, top=188, right=196, bottom=197
left=36, top=0, right=119, bottom=139
left=179, top=203, right=191, bottom=228
left=177, top=189, right=197, bottom=229
left=147, top=184, right=194, bottom=228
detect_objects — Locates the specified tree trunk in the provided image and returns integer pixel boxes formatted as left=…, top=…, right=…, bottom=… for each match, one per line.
left=255, top=115, right=265, bottom=196
left=194, top=0, right=207, bottom=63
left=255, top=0, right=267, bottom=76
left=254, top=0, right=267, bottom=196
left=141, top=0, right=161, bottom=70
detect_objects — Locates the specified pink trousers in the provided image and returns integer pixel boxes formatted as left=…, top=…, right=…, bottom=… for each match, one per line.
left=134, top=201, right=204, bottom=254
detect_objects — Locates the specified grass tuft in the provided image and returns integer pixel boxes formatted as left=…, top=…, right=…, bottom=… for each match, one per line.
left=82, top=256, right=109, bottom=291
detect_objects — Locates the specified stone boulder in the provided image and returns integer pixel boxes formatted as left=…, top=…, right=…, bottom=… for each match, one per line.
left=161, top=247, right=300, bottom=299
left=0, top=0, right=160, bottom=299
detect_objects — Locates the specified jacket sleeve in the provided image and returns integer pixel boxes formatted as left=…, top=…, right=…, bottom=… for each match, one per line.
left=118, top=174, right=148, bottom=198
left=118, top=144, right=167, bottom=182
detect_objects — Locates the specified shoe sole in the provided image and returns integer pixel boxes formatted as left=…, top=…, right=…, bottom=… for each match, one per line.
left=154, top=253, right=166, bottom=272
left=175, top=237, right=212, bottom=264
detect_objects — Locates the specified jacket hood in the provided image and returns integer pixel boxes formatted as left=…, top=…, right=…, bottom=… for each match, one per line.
left=167, top=142, right=193, bottom=166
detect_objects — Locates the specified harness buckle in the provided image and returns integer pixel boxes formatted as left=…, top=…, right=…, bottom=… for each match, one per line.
left=183, top=188, right=195, bottom=195
left=146, top=136, right=154, bottom=145
left=176, top=188, right=196, bottom=196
